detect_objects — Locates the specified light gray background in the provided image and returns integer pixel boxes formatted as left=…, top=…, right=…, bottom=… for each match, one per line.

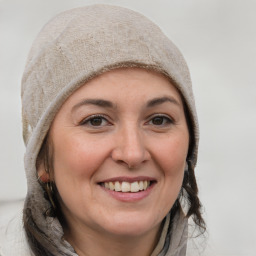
left=0, top=0, right=256, bottom=255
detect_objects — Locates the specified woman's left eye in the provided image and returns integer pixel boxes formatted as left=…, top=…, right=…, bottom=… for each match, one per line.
left=147, top=115, right=173, bottom=126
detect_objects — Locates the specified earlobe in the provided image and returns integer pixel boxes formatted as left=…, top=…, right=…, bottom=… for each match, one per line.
left=38, top=164, right=50, bottom=183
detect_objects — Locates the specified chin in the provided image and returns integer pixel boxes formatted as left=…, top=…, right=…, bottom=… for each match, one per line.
left=99, top=212, right=162, bottom=238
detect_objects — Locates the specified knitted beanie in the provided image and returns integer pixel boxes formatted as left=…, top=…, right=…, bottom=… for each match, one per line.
left=21, top=4, right=198, bottom=254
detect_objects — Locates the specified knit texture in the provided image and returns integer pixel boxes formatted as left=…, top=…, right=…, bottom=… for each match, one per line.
left=21, top=4, right=197, bottom=255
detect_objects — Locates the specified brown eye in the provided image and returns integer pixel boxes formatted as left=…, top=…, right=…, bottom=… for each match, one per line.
left=80, top=115, right=110, bottom=127
left=89, top=117, right=104, bottom=126
left=148, top=115, right=173, bottom=126
left=152, top=117, right=165, bottom=125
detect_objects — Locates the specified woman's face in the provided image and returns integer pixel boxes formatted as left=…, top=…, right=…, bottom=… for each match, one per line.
left=44, top=68, right=189, bottom=238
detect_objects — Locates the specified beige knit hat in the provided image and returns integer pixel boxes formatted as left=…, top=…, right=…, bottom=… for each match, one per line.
left=22, top=5, right=199, bottom=179
left=21, top=4, right=198, bottom=254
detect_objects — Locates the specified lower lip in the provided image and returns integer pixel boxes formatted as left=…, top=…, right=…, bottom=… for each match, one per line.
left=100, top=183, right=156, bottom=202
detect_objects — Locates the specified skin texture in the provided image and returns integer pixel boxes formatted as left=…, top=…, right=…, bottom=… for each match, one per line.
left=38, top=68, right=189, bottom=256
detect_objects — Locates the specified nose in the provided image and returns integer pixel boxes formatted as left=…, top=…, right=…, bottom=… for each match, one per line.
left=111, top=125, right=151, bottom=169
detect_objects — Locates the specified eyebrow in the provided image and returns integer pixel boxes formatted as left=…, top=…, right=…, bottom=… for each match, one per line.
left=72, top=99, right=114, bottom=112
left=146, top=96, right=180, bottom=107
left=72, top=96, right=180, bottom=112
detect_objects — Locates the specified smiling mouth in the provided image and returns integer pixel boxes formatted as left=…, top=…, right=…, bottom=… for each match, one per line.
left=99, top=180, right=155, bottom=193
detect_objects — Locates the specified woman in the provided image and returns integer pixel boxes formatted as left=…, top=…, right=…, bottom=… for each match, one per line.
left=0, top=4, right=205, bottom=256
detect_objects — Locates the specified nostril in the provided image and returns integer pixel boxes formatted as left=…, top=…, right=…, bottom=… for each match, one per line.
left=111, top=135, right=151, bottom=168
left=115, top=159, right=136, bottom=169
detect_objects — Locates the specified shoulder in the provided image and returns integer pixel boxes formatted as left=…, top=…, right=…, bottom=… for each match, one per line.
left=0, top=200, right=33, bottom=256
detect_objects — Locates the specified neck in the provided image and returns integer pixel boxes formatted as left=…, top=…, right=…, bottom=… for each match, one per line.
left=64, top=222, right=163, bottom=256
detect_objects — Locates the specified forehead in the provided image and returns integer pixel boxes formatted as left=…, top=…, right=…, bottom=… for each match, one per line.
left=64, top=68, right=183, bottom=106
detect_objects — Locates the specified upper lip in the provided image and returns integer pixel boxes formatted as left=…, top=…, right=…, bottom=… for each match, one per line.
left=98, top=176, right=156, bottom=183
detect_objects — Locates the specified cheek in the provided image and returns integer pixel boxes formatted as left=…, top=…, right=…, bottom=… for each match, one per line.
left=154, top=135, right=189, bottom=177
left=52, top=133, right=110, bottom=214
left=152, top=133, right=188, bottom=205
left=52, top=132, right=109, bottom=182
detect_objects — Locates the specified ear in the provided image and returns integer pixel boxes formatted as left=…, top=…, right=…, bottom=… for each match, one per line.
left=37, top=162, right=50, bottom=183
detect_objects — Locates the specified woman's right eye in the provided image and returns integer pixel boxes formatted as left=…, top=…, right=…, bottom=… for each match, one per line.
left=80, top=115, right=111, bottom=127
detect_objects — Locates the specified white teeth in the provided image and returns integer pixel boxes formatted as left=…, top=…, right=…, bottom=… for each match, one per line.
left=103, top=180, right=151, bottom=192
left=131, top=181, right=140, bottom=192
left=115, top=181, right=121, bottom=192
left=109, top=182, right=115, bottom=191
left=139, top=181, right=144, bottom=191
left=143, top=181, right=148, bottom=190
left=121, top=182, right=131, bottom=192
